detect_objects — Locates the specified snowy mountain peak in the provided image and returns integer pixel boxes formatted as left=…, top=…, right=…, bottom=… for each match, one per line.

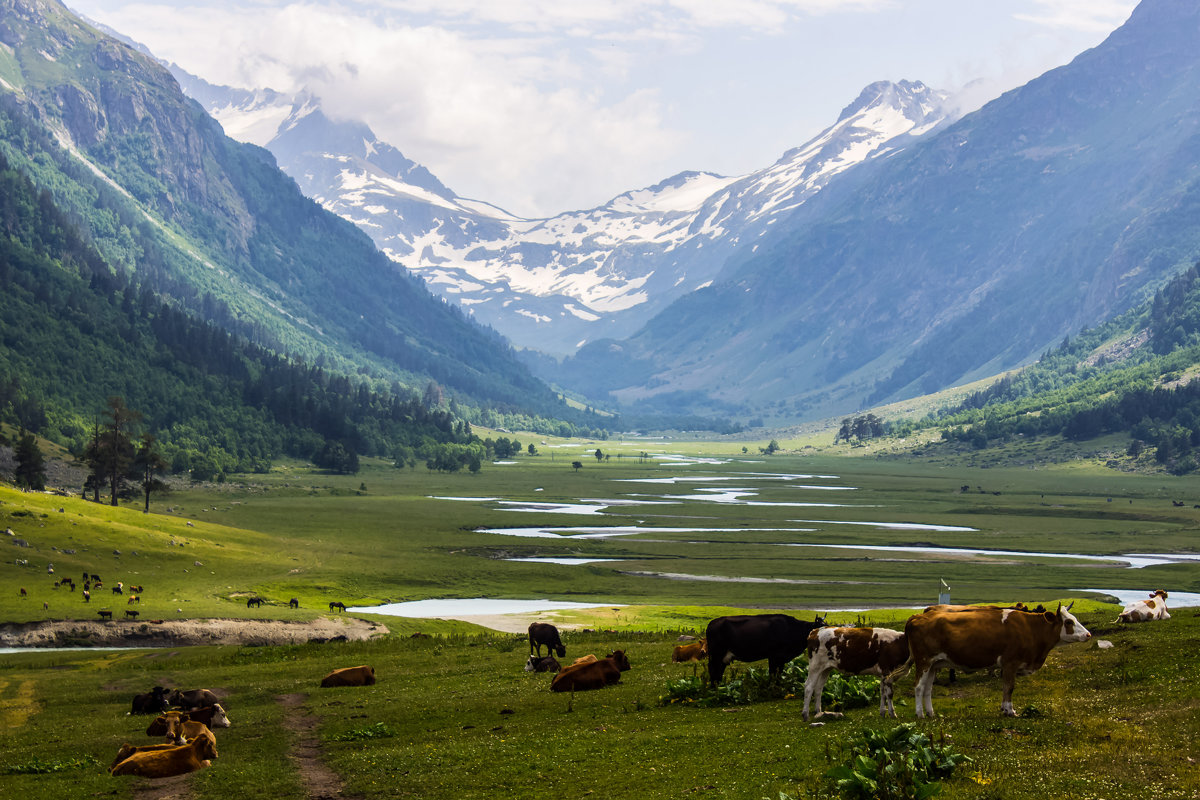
left=608, top=171, right=737, bottom=214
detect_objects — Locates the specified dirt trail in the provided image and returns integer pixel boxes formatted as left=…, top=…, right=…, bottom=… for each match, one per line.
left=277, top=692, right=362, bottom=800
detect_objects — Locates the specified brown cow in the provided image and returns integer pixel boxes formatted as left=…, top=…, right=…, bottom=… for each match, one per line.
left=803, top=627, right=909, bottom=721
left=550, top=650, right=630, bottom=692
left=147, top=705, right=230, bottom=739
left=320, top=665, right=376, bottom=687
left=110, top=728, right=217, bottom=778
left=906, top=603, right=1091, bottom=718
left=168, top=688, right=221, bottom=710
left=672, top=640, right=708, bottom=662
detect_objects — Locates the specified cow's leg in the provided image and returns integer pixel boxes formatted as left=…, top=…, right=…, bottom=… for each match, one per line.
left=914, top=663, right=937, bottom=718
left=880, top=677, right=895, bottom=718
left=803, top=665, right=832, bottom=721
left=999, top=663, right=1018, bottom=717
left=707, top=654, right=727, bottom=686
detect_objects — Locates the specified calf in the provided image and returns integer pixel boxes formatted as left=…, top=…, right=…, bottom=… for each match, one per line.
left=110, top=728, right=218, bottom=778
left=906, top=603, right=1091, bottom=718
left=321, top=665, right=376, bottom=687
left=1118, top=590, right=1170, bottom=623
left=672, top=640, right=708, bottom=663
left=524, top=655, right=561, bottom=673
left=803, top=627, right=909, bottom=721
left=550, top=650, right=630, bottom=692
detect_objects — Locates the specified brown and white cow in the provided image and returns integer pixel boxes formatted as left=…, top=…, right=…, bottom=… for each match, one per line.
left=803, top=627, right=909, bottom=721
left=320, top=665, right=376, bottom=687
left=672, top=639, right=708, bottom=663
left=147, top=705, right=231, bottom=740
left=549, top=650, right=630, bottom=692
left=906, top=603, right=1091, bottom=718
left=1118, top=590, right=1170, bottom=623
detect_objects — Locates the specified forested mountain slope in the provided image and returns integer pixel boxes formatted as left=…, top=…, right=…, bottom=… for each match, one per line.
left=0, top=0, right=560, bottom=418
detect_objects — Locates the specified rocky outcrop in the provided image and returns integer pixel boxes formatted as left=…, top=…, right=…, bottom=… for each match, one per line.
left=0, top=617, right=388, bottom=648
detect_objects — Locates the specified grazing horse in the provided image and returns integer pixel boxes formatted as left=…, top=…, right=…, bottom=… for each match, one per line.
left=289, top=598, right=300, bottom=609
left=246, top=597, right=264, bottom=608
left=329, top=601, right=346, bottom=613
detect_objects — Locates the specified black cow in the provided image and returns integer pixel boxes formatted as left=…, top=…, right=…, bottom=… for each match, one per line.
left=706, top=613, right=827, bottom=685
left=524, top=654, right=561, bottom=673
left=528, top=622, right=566, bottom=657
left=130, top=686, right=171, bottom=715
left=289, top=598, right=299, bottom=609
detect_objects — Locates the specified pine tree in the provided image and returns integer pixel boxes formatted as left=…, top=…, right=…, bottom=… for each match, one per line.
left=13, top=430, right=46, bottom=491
left=132, top=433, right=168, bottom=513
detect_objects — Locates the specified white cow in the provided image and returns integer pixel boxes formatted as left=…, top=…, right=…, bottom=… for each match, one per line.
left=1118, top=589, right=1170, bottom=622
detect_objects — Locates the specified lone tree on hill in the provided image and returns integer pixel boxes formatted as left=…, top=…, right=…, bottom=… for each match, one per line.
left=85, top=397, right=141, bottom=505
left=133, top=433, right=169, bottom=513
left=572, top=460, right=583, bottom=472
left=13, top=430, right=46, bottom=491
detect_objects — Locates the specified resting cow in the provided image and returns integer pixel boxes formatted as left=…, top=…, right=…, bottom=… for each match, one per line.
left=321, top=665, right=376, bottom=687
left=1118, top=589, right=1170, bottom=622
left=550, top=650, right=630, bottom=692
left=130, top=686, right=171, bottom=715
left=672, top=640, right=707, bottom=663
left=803, top=627, right=908, bottom=721
left=110, top=727, right=218, bottom=778
left=168, top=688, right=221, bottom=710
left=524, top=654, right=561, bottom=673
left=906, top=603, right=1091, bottom=718
left=147, top=705, right=230, bottom=740
left=706, top=613, right=826, bottom=685
left=528, top=622, right=566, bottom=657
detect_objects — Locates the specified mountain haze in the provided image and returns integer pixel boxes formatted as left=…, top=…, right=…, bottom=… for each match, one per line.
left=563, top=0, right=1200, bottom=422
left=178, top=71, right=953, bottom=358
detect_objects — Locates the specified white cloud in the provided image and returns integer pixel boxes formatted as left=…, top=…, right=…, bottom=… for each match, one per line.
left=1013, top=0, right=1137, bottom=33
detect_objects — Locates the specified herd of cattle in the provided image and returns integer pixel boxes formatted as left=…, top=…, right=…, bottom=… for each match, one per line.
left=100, top=589, right=1169, bottom=780
left=528, top=589, right=1172, bottom=720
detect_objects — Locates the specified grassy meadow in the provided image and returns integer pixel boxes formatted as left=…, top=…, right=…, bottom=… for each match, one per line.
left=2, top=440, right=1199, bottom=797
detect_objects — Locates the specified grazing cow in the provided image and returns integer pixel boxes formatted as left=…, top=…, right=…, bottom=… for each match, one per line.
left=129, top=584, right=143, bottom=593
left=706, top=613, right=827, bottom=685
left=125, top=609, right=140, bottom=619
left=672, top=640, right=708, bottom=663
left=113, top=583, right=123, bottom=595
left=130, top=686, right=171, bottom=715
left=524, top=655, right=561, bottom=673
left=247, top=597, right=264, bottom=608
left=147, top=705, right=230, bottom=737
left=803, top=627, right=909, bottom=721
left=550, top=650, right=631, bottom=692
left=128, top=595, right=140, bottom=604
left=169, top=688, right=222, bottom=710
left=91, top=574, right=101, bottom=582
left=1118, top=590, right=1170, bottom=623
left=98, top=610, right=113, bottom=620
left=329, top=601, right=346, bottom=613
left=528, top=622, right=566, bottom=658
left=110, top=728, right=218, bottom=778
left=906, top=603, right=1091, bottom=718
left=289, top=598, right=299, bottom=609
left=320, top=665, right=376, bottom=688
left=83, top=590, right=90, bottom=603
left=19, top=587, right=25, bottom=597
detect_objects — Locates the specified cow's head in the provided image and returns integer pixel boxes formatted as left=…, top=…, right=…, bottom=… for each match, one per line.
left=606, top=650, right=632, bottom=671
left=554, top=644, right=566, bottom=658
left=813, top=614, right=827, bottom=630
left=1151, top=589, right=1168, bottom=600
left=209, top=704, right=231, bottom=729
left=1052, top=603, right=1092, bottom=644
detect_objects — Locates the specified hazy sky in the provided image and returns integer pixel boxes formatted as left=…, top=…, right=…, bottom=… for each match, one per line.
left=66, top=0, right=1138, bottom=218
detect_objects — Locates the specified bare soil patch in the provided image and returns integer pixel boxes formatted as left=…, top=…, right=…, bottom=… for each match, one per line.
left=277, top=692, right=362, bottom=800
left=0, top=616, right=388, bottom=648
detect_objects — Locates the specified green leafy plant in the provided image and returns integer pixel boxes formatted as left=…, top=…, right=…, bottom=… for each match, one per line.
left=327, top=722, right=396, bottom=742
left=660, top=657, right=877, bottom=710
left=824, top=724, right=970, bottom=800
left=3, top=754, right=100, bottom=774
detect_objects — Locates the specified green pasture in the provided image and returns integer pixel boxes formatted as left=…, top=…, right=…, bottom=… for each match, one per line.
left=1, top=610, right=1198, bottom=799
left=3, top=449, right=1200, bottom=623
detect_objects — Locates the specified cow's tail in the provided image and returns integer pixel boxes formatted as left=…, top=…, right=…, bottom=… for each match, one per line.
left=884, top=653, right=914, bottom=685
